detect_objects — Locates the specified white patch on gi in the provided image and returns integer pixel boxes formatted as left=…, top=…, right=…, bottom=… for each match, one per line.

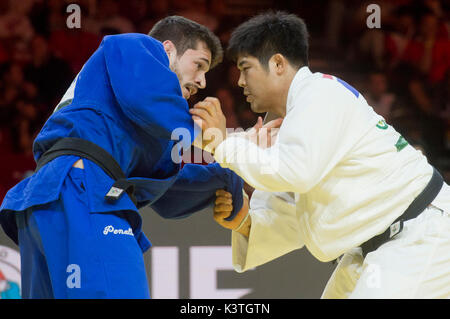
left=103, top=225, right=134, bottom=236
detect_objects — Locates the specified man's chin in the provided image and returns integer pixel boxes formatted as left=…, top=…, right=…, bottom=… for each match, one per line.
left=250, top=102, right=265, bottom=114
left=182, top=88, right=191, bottom=100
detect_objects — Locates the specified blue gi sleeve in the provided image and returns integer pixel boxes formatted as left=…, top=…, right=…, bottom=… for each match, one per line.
left=102, top=33, right=198, bottom=146
left=150, top=163, right=244, bottom=220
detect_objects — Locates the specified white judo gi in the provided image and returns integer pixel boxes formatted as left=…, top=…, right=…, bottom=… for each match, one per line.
left=214, top=67, right=450, bottom=298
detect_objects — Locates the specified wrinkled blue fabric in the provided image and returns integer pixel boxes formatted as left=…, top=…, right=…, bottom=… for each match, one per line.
left=0, top=33, right=244, bottom=247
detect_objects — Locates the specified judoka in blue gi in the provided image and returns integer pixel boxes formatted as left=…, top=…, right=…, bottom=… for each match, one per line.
left=0, top=16, right=244, bottom=299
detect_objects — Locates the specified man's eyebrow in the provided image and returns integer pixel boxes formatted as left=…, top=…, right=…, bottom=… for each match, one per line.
left=198, top=57, right=211, bottom=67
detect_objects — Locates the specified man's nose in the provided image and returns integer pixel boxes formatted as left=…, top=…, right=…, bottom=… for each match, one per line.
left=196, top=72, right=206, bottom=89
left=238, top=72, right=246, bottom=88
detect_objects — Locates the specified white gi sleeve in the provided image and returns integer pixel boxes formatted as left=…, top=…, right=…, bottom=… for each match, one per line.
left=214, top=80, right=364, bottom=194
left=232, top=190, right=304, bottom=272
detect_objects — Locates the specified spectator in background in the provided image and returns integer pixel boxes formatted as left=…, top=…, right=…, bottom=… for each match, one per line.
left=46, top=0, right=68, bottom=33
left=12, top=99, right=40, bottom=155
left=0, top=0, right=9, bottom=66
left=96, top=0, right=135, bottom=35
left=48, top=28, right=101, bottom=75
left=24, top=35, right=73, bottom=112
left=45, top=1, right=101, bottom=74
left=397, top=9, right=449, bottom=162
left=0, top=62, right=39, bottom=198
left=351, top=0, right=399, bottom=70
left=119, top=0, right=154, bottom=34
left=364, top=70, right=396, bottom=122
left=423, top=0, right=446, bottom=20
left=384, top=6, right=416, bottom=69
left=432, top=69, right=450, bottom=162
left=172, top=0, right=220, bottom=33
left=8, top=38, right=32, bottom=65
left=435, top=70, right=450, bottom=123
left=402, top=10, right=450, bottom=86
left=0, top=0, right=34, bottom=43
left=324, top=0, right=346, bottom=51
left=0, top=63, right=37, bottom=128
left=136, top=0, right=170, bottom=34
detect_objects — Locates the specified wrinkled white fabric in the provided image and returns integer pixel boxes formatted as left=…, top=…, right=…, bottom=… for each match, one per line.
left=218, top=66, right=450, bottom=298
left=216, top=66, right=445, bottom=262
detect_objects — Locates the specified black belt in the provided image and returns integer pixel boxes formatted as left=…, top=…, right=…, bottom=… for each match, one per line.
left=35, top=137, right=137, bottom=206
left=360, top=168, right=444, bottom=258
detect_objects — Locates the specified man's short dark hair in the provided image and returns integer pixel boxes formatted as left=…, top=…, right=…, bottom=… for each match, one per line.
left=149, top=16, right=223, bottom=69
left=227, top=11, right=309, bottom=69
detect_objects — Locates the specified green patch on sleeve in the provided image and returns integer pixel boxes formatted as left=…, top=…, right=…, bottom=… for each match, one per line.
left=395, top=135, right=409, bottom=152
left=376, top=120, right=388, bottom=130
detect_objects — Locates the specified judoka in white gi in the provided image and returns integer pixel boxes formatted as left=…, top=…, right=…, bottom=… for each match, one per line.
left=190, top=12, right=450, bottom=298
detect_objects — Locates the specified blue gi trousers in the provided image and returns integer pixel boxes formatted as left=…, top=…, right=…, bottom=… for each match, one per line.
left=15, top=167, right=150, bottom=298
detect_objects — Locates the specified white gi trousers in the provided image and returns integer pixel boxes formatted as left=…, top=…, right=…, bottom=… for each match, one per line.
left=322, top=205, right=450, bottom=298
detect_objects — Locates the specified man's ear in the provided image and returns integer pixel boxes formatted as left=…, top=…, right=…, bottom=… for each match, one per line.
left=269, top=53, right=286, bottom=75
left=162, top=40, right=177, bottom=65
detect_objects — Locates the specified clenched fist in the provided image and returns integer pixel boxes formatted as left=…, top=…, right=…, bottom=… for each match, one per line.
left=214, top=189, right=251, bottom=237
left=190, top=97, right=227, bottom=154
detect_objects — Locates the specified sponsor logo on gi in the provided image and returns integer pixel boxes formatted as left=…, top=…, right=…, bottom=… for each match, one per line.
left=106, top=187, right=124, bottom=199
left=103, top=225, right=134, bottom=236
left=376, top=119, right=388, bottom=130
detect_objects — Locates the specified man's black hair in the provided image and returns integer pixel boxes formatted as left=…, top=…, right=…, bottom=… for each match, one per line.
left=149, top=15, right=223, bottom=69
left=227, top=11, right=309, bottom=69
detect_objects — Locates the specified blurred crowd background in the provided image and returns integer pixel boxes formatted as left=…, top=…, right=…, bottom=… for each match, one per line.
left=0, top=0, right=449, bottom=200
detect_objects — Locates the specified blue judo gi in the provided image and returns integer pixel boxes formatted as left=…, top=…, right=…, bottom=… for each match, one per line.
left=0, top=33, right=244, bottom=299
